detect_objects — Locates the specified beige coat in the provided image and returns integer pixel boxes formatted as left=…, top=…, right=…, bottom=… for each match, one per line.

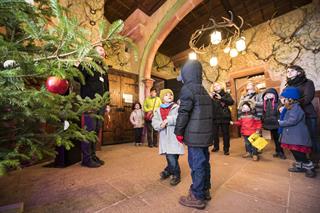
left=130, top=109, right=144, bottom=128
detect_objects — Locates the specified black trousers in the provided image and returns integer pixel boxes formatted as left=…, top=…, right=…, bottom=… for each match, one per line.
left=134, top=128, right=143, bottom=144
left=291, top=150, right=309, bottom=163
left=270, top=129, right=284, bottom=154
left=146, top=121, right=158, bottom=147
left=213, top=123, right=230, bottom=152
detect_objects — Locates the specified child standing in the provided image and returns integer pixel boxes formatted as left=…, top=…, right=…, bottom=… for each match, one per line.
left=234, top=100, right=262, bottom=161
left=130, top=102, right=144, bottom=146
left=175, top=60, right=213, bottom=210
left=262, top=88, right=286, bottom=159
left=279, top=87, right=316, bottom=178
left=152, top=89, right=184, bottom=186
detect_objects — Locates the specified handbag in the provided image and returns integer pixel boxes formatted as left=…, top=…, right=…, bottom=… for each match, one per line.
left=145, top=98, right=157, bottom=121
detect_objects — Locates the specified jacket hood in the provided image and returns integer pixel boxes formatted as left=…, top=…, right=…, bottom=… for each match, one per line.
left=262, top=88, right=279, bottom=102
left=180, top=60, right=202, bottom=84
left=238, top=99, right=256, bottom=110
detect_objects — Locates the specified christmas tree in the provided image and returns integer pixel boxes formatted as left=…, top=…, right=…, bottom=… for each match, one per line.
left=0, top=0, right=135, bottom=175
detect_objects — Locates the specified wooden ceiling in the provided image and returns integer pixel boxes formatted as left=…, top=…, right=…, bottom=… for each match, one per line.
left=104, top=0, right=166, bottom=23
left=104, top=0, right=312, bottom=57
left=159, top=0, right=312, bottom=57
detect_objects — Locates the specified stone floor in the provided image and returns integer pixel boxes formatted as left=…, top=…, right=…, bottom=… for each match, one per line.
left=0, top=138, right=319, bottom=213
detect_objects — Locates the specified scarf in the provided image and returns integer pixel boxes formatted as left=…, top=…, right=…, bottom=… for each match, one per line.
left=286, top=75, right=307, bottom=87
left=160, top=102, right=174, bottom=121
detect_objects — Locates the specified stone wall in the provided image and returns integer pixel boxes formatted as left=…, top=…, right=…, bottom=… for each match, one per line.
left=60, top=0, right=135, bottom=74
left=196, top=3, right=320, bottom=90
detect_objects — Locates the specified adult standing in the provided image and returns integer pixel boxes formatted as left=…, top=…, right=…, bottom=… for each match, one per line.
left=285, top=65, right=319, bottom=167
left=143, top=87, right=161, bottom=148
left=210, top=82, right=234, bottom=155
left=238, top=82, right=263, bottom=118
left=175, top=60, right=213, bottom=210
left=77, top=45, right=109, bottom=168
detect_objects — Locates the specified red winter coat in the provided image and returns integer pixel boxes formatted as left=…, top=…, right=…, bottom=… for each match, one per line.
left=234, top=113, right=262, bottom=136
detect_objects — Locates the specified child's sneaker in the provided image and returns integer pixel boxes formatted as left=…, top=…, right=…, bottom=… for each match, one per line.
left=170, top=176, right=181, bottom=186
left=160, top=171, right=170, bottom=180
left=288, top=162, right=305, bottom=172
left=242, top=152, right=251, bottom=158
left=302, top=161, right=316, bottom=178
left=252, top=155, right=259, bottom=161
left=305, top=169, right=316, bottom=178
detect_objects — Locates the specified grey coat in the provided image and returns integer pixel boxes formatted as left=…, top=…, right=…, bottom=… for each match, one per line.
left=279, top=103, right=312, bottom=147
left=152, top=104, right=184, bottom=155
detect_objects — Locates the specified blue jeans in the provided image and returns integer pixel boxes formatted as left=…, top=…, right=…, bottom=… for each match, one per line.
left=164, top=154, right=180, bottom=178
left=305, top=118, right=319, bottom=153
left=188, top=147, right=211, bottom=200
left=244, top=136, right=257, bottom=155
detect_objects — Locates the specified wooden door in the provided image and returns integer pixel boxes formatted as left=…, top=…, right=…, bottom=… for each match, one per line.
left=103, top=71, right=138, bottom=145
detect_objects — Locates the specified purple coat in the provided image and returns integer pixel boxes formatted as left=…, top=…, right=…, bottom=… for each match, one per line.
left=279, top=103, right=312, bottom=147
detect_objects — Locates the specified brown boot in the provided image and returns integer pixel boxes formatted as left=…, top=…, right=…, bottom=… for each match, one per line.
left=179, top=191, right=206, bottom=210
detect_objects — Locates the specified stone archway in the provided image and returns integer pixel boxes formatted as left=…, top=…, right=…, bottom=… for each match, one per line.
left=137, top=0, right=203, bottom=101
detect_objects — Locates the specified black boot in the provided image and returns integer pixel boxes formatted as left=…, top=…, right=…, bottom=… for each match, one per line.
left=170, top=176, right=181, bottom=186
left=211, top=147, right=219, bottom=152
left=204, top=189, right=211, bottom=201
left=160, top=170, right=170, bottom=180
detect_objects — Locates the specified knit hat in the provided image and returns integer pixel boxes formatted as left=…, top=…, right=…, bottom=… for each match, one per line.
left=280, top=87, right=301, bottom=100
left=160, top=89, right=174, bottom=101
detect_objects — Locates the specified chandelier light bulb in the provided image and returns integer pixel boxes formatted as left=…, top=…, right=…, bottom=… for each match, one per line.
left=210, top=31, right=222, bottom=45
left=223, top=46, right=231, bottom=53
left=229, top=48, right=238, bottom=57
left=210, top=56, right=218, bottom=66
left=188, top=52, right=197, bottom=60
left=236, top=37, right=246, bottom=51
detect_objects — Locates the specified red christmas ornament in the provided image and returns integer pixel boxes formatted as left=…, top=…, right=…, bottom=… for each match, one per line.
left=45, top=76, right=69, bottom=94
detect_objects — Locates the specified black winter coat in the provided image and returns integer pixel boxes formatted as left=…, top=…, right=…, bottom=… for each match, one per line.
left=212, top=90, right=234, bottom=124
left=262, top=88, right=280, bottom=130
left=174, top=60, right=213, bottom=147
left=286, top=76, right=317, bottom=118
left=78, top=62, right=109, bottom=99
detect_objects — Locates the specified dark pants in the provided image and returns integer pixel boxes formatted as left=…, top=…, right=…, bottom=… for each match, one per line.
left=134, top=128, right=143, bottom=144
left=291, top=150, right=309, bottom=163
left=164, top=154, right=181, bottom=178
left=305, top=118, right=319, bottom=153
left=146, top=121, right=157, bottom=147
left=81, top=110, right=104, bottom=164
left=244, top=136, right=258, bottom=155
left=213, top=123, right=230, bottom=152
left=188, top=147, right=211, bottom=200
left=270, top=129, right=284, bottom=154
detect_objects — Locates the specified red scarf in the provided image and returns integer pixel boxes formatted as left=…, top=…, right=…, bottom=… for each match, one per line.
left=160, top=105, right=173, bottom=120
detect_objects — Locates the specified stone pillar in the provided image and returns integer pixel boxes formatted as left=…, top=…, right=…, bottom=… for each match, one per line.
left=142, top=78, right=155, bottom=99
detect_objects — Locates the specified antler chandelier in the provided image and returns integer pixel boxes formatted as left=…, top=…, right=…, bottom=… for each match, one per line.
left=189, top=11, right=246, bottom=66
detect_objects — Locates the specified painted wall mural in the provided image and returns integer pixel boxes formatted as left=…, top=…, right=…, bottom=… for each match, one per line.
left=61, top=0, right=135, bottom=74
left=197, top=3, right=320, bottom=90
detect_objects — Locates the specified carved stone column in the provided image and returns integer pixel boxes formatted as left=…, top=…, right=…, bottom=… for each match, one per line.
left=142, top=78, right=155, bottom=98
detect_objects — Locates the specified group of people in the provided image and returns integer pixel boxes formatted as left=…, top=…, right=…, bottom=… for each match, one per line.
left=78, top=45, right=318, bottom=210
left=130, top=61, right=319, bottom=210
